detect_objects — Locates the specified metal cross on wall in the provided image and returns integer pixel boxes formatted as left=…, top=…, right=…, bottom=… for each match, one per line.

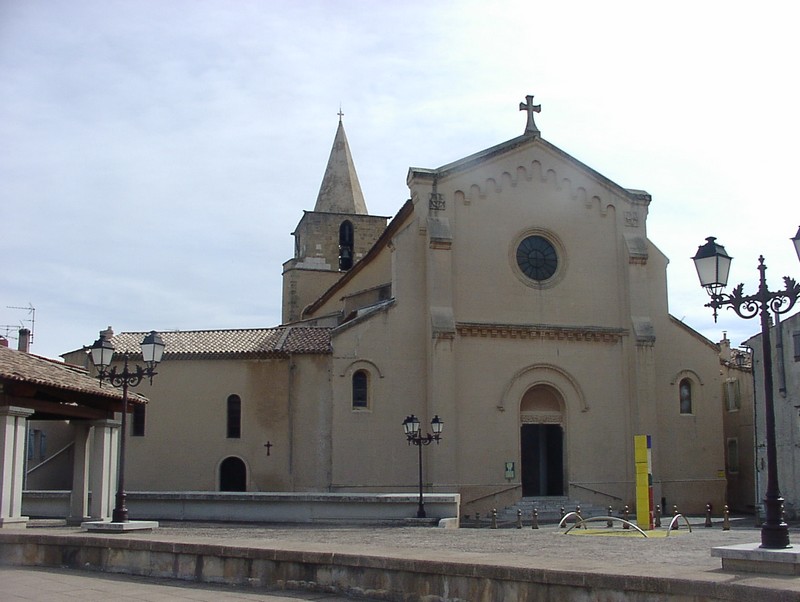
left=519, top=95, right=541, bottom=136
left=264, top=441, right=273, bottom=456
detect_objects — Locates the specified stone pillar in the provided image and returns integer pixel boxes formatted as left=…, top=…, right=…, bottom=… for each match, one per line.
left=88, top=419, right=119, bottom=521
left=69, top=422, right=92, bottom=523
left=0, top=406, right=35, bottom=528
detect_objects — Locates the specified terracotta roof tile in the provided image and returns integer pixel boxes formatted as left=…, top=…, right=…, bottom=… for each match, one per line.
left=0, top=346, right=144, bottom=403
left=110, top=326, right=331, bottom=359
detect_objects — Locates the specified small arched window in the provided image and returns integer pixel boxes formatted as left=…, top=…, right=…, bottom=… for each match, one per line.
left=339, top=220, right=354, bottom=271
left=227, top=394, right=242, bottom=438
left=679, top=379, right=693, bottom=414
left=352, top=370, right=369, bottom=409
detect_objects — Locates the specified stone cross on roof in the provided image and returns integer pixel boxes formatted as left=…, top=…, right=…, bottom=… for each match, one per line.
left=519, top=94, right=541, bottom=137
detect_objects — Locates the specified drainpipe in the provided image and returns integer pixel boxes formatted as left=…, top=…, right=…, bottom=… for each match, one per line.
left=745, top=344, right=762, bottom=524
left=775, top=314, right=787, bottom=397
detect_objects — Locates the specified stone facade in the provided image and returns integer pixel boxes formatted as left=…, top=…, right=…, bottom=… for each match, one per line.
left=718, top=336, right=756, bottom=514
left=298, top=116, right=727, bottom=514
left=35, top=105, right=733, bottom=517
left=747, top=311, right=800, bottom=520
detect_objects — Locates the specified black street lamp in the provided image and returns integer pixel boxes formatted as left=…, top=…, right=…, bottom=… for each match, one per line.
left=402, top=414, right=443, bottom=518
left=88, top=330, right=165, bottom=523
left=692, top=228, right=800, bottom=549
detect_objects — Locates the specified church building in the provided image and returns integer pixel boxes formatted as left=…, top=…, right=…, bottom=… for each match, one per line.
left=57, top=98, right=726, bottom=515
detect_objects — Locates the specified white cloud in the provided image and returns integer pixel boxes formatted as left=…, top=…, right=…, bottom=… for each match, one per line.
left=2, top=0, right=799, bottom=358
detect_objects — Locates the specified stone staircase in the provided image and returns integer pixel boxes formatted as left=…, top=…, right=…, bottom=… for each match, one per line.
left=495, top=497, right=611, bottom=527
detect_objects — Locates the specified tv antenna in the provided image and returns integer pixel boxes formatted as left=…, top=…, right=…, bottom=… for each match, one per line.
left=2, top=303, right=36, bottom=346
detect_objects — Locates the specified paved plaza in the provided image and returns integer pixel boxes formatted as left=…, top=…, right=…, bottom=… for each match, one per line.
left=1, top=518, right=799, bottom=600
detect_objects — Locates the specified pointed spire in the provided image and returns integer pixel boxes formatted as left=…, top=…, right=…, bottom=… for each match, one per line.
left=313, top=115, right=368, bottom=215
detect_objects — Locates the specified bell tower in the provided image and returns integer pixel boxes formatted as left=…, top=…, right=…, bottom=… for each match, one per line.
left=282, top=114, right=388, bottom=323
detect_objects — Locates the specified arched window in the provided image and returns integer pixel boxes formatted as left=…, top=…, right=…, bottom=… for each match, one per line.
left=227, top=394, right=241, bottom=438
left=352, top=370, right=369, bottom=409
left=339, top=220, right=354, bottom=271
left=219, top=456, right=247, bottom=491
left=679, top=379, right=693, bottom=414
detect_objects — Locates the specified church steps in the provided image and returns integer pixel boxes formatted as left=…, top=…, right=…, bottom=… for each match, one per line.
left=495, top=497, right=611, bottom=525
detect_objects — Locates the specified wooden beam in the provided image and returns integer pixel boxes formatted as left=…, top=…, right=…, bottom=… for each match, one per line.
left=0, top=395, right=112, bottom=420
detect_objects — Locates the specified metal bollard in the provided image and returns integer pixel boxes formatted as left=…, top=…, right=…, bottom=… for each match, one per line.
left=623, top=505, right=630, bottom=529
left=491, top=508, right=497, bottom=529
left=607, top=506, right=613, bottom=528
left=560, top=506, right=565, bottom=528
left=654, top=504, right=662, bottom=528
left=723, top=505, right=730, bottom=531
left=672, top=505, right=679, bottom=530
left=576, top=505, right=582, bottom=524
left=516, top=508, right=522, bottom=529
left=705, top=503, right=713, bottom=528
left=532, top=508, right=539, bottom=530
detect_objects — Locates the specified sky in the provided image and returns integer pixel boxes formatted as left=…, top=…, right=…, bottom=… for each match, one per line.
left=1, top=0, right=799, bottom=360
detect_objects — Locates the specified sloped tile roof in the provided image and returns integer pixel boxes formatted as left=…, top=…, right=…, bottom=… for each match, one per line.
left=109, top=326, right=332, bottom=359
left=0, top=345, right=145, bottom=403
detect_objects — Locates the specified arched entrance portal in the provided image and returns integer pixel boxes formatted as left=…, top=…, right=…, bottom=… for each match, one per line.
left=219, top=456, right=247, bottom=492
left=520, top=385, right=564, bottom=497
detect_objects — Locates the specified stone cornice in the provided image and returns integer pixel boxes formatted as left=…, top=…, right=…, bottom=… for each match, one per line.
left=456, top=322, right=626, bottom=343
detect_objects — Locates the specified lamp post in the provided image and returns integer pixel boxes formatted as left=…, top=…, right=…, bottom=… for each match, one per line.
left=692, top=227, right=800, bottom=549
left=88, top=330, right=165, bottom=523
left=402, top=414, right=443, bottom=518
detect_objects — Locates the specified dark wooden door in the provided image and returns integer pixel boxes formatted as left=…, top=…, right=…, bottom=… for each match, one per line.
left=521, top=424, right=563, bottom=496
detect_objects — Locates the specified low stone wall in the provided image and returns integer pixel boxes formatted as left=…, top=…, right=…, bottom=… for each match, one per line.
left=22, top=491, right=460, bottom=524
left=0, top=530, right=790, bottom=602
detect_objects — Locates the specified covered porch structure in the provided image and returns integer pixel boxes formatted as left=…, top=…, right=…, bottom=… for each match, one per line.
left=0, top=345, right=146, bottom=527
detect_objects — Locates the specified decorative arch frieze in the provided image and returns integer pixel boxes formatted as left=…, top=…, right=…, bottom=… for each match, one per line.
left=499, top=363, right=589, bottom=414
left=450, top=159, right=618, bottom=215
left=469, top=183, right=483, bottom=201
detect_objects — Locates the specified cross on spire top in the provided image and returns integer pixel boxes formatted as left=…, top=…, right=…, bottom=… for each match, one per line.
left=519, top=95, right=541, bottom=137
left=338, top=105, right=344, bottom=122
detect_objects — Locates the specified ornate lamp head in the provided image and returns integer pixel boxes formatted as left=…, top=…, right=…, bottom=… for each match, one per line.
left=692, top=237, right=732, bottom=295
left=88, top=336, right=115, bottom=370
left=140, top=331, right=165, bottom=369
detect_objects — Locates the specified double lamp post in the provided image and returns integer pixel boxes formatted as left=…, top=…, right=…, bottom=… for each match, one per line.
left=89, top=331, right=165, bottom=523
left=692, top=226, right=800, bottom=549
left=403, top=414, right=443, bottom=518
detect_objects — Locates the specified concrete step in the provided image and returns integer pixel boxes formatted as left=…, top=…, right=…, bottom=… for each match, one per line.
left=498, top=498, right=611, bottom=524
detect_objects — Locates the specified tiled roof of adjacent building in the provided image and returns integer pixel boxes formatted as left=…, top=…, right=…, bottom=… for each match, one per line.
left=0, top=345, right=145, bottom=403
left=108, top=326, right=332, bottom=359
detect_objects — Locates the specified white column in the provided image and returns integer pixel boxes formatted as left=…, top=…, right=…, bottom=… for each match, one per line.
left=0, top=406, right=35, bottom=528
left=88, top=419, right=120, bottom=521
left=69, top=422, right=92, bottom=522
